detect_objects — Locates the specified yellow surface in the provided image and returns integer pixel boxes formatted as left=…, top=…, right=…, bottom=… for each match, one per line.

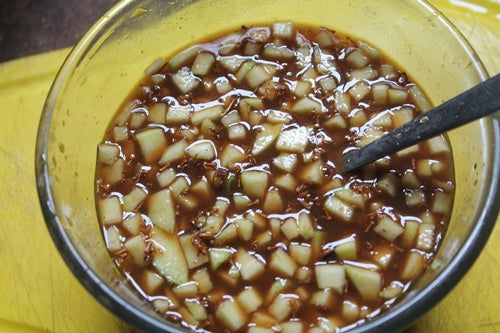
left=0, top=1, right=498, bottom=332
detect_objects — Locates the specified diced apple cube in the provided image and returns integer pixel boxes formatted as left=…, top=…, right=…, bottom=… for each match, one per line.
left=185, top=299, right=208, bottom=322
left=300, top=160, right=324, bottom=184
left=220, top=144, right=246, bottom=168
left=151, top=228, right=189, bottom=285
left=159, top=139, right=188, bottom=165
left=263, top=188, right=284, bottom=213
left=276, top=126, right=310, bottom=153
left=190, top=178, right=212, bottom=200
left=431, top=191, right=452, bottom=214
left=274, top=174, right=298, bottom=193
left=269, top=293, right=300, bottom=321
left=252, top=123, right=282, bottom=156
left=122, top=213, right=141, bottom=235
left=427, top=135, right=451, bottom=154
left=236, top=218, right=254, bottom=241
left=346, top=49, right=369, bottom=69
left=281, top=218, right=300, bottom=240
left=135, top=128, right=167, bottom=164
left=191, top=104, right=224, bottom=125
left=124, top=235, right=147, bottom=266
left=166, top=105, right=192, bottom=125
left=380, top=281, right=404, bottom=300
left=273, top=21, right=294, bottom=39
left=233, top=193, right=252, bottom=212
left=315, top=264, right=345, bottom=293
left=147, top=189, right=176, bottom=232
left=209, top=247, right=234, bottom=270
left=156, top=167, right=176, bottom=188
left=246, top=64, right=273, bottom=89
left=113, top=125, right=129, bottom=142
left=171, top=67, right=201, bottom=93
left=97, top=143, right=119, bottom=165
left=391, top=107, right=413, bottom=128
left=186, top=140, right=216, bottom=161
left=335, top=239, right=357, bottom=261
left=235, top=248, right=266, bottom=281
left=310, top=289, right=335, bottom=309
left=216, top=299, right=247, bottom=332
left=106, top=226, right=122, bottom=252
left=262, top=44, right=295, bottom=60
left=99, top=196, right=122, bottom=225
left=374, top=215, right=404, bottom=242
left=191, top=51, right=216, bottom=76
left=291, top=97, right=323, bottom=115
left=375, top=173, right=399, bottom=197
left=324, top=195, right=354, bottom=222
left=342, top=300, right=360, bottom=323
left=147, top=103, right=167, bottom=124
left=289, top=243, right=312, bottom=266
left=270, top=247, right=297, bottom=277
left=416, top=223, right=435, bottom=251
left=389, top=88, right=409, bottom=105
left=298, top=211, right=315, bottom=240
left=401, top=251, right=425, bottom=280
left=228, top=123, right=248, bottom=141
left=202, top=215, right=225, bottom=234
left=371, top=244, right=395, bottom=269
left=272, top=153, right=298, bottom=173
left=265, top=278, right=291, bottom=304
left=345, top=265, right=381, bottom=301
left=122, top=186, right=148, bottom=211
left=173, top=281, right=199, bottom=298
left=348, top=81, right=371, bottom=102
left=141, top=269, right=164, bottom=294
left=237, top=287, right=263, bottom=313
left=241, top=170, right=269, bottom=199
left=251, top=311, right=278, bottom=328
left=401, top=220, right=420, bottom=248
left=192, top=268, right=213, bottom=293
left=179, top=233, right=209, bottom=269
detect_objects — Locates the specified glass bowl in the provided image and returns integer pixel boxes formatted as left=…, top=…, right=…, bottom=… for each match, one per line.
left=35, top=0, right=500, bottom=332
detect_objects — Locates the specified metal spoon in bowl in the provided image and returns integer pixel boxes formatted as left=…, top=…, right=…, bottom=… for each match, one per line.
left=341, top=73, right=500, bottom=173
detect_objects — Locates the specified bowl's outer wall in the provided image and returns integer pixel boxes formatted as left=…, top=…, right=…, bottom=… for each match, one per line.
left=37, top=0, right=499, bottom=332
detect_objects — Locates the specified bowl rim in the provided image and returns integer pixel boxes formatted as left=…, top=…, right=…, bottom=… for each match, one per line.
left=35, top=0, right=500, bottom=332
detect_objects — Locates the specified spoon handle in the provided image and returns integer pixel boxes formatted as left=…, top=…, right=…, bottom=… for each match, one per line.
left=341, top=73, right=500, bottom=172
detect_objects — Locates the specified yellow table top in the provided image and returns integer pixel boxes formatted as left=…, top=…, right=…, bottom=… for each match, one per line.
left=0, top=1, right=498, bottom=332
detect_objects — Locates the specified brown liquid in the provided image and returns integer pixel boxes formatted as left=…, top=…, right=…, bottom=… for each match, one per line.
left=96, top=23, right=454, bottom=332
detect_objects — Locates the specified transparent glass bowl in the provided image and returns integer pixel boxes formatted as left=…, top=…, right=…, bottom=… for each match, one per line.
left=36, top=0, right=500, bottom=332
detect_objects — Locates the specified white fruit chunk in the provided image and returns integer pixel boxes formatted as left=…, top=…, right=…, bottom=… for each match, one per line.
left=345, top=265, right=382, bottom=301
left=179, top=233, right=209, bottom=269
left=171, top=67, right=200, bottom=93
left=147, top=189, right=176, bottom=233
left=151, top=228, right=189, bottom=285
left=135, top=128, right=167, bottom=163
left=291, top=96, right=323, bottom=115
left=269, top=248, right=297, bottom=277
left=122, top=186, right=148, bottom=211
left=324, top=195, right=354, bottom=222
left=191, top=104, right=224, bottom=125
left=159, top=139, right=188, bottom=165
left=191, top=52, right=216, bottom=76
left=315, top=264, right=345, bottom=293
left=98, top=196, right=122, bottom=225
left=166, top=105, right=192, bottom=125
left=276, top=126, right=311, bottom=153
left=97, top=143, right=119, bottom=165
left=209, top=247, right=234, bottom=270
left=252, top=123, right=282, bottom=156
left=235, top=248, right=266, bottom=281
left=237, top=287, right=263, bottom=313
left=373, top=215, right=404, bottom=242
left=124, top=235, right=147, bottom=267
left=269, top=293, right=300, bottom=321
left=240, top=170, right=269, bottom=199
left=215, top=299, right=246, bottom=332
left=186, top=140, right=216, bottom=160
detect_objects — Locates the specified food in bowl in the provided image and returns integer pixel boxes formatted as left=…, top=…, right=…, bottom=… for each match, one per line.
left=95, top=22, right=454, bottom=332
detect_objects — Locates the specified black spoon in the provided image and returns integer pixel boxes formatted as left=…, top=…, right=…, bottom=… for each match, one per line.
left=341, top=73, right=500, bottom=172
